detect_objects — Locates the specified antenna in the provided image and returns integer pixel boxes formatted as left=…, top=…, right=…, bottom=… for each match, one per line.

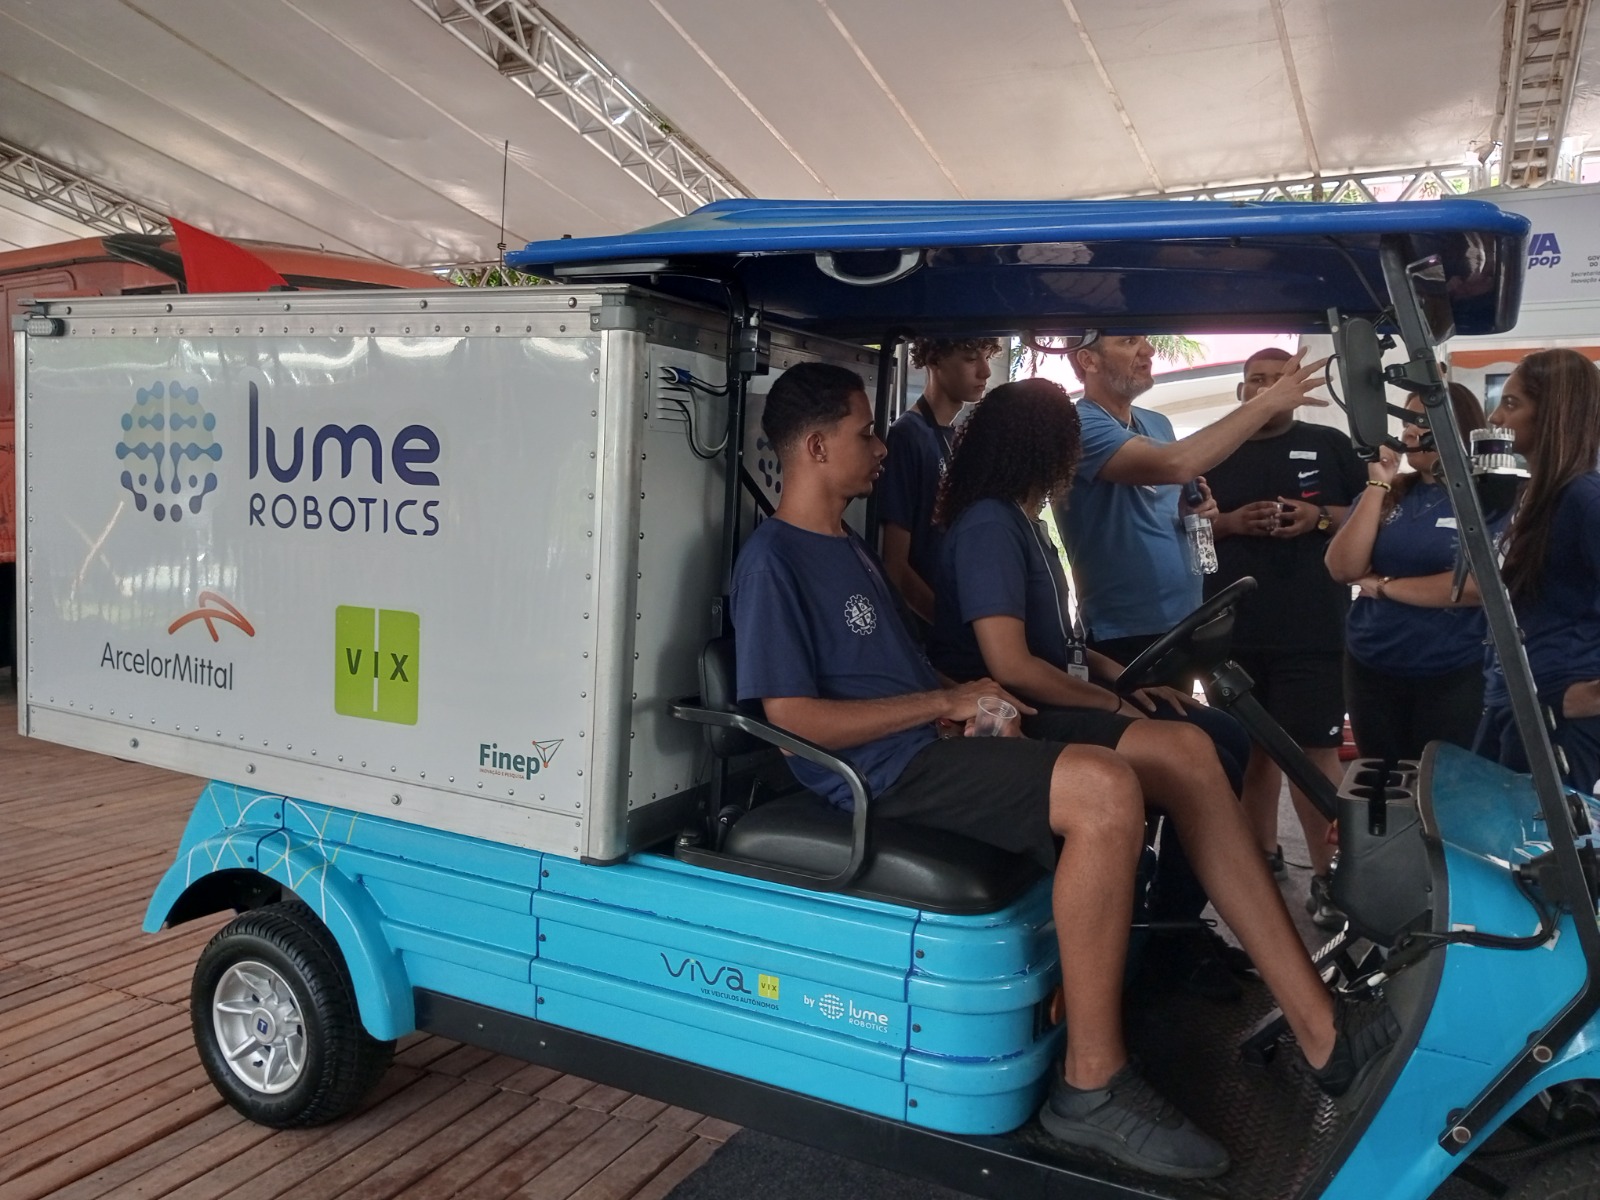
left=498, top=139, right=510, bottom=268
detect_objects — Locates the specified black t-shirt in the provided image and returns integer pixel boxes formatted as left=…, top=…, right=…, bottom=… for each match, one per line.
left=1203, top=421, right=1366, bottom=652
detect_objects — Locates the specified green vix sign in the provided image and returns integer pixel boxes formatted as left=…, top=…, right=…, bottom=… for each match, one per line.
left=335, top=606, right=419, bottom=725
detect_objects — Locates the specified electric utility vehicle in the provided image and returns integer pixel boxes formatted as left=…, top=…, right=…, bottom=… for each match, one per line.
left=13, top=197, right=1600, bottom=1198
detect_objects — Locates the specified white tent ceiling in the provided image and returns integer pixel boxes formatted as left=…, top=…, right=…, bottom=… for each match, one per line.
left=0, top=0, right=1595, bottom=268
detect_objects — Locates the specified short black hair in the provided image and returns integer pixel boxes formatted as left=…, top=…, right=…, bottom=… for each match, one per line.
left=761, top=362, right=867, bottom=455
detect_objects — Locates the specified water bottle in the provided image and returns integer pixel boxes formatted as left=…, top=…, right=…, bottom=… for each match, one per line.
left=1184, top=512, right=1218, bottom=575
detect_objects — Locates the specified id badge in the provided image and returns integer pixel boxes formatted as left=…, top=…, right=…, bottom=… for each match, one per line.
left=1067, top=643, right=1091, bottom=682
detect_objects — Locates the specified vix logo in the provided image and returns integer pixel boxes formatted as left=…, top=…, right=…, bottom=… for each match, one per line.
left=115, top=381, right=223, bottom=523
left=334, top=606, right=419, bottom=725
left=1529, top=232, right=1563, bottom=268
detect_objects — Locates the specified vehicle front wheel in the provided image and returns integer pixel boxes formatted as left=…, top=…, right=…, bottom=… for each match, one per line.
left=191, top=902, right=394, bottom=1127
left=1507, top=1140, right=1600, bottom=1200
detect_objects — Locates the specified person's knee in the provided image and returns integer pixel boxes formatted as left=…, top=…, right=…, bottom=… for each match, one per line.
left=1049, top=746, right=1143, bottom=841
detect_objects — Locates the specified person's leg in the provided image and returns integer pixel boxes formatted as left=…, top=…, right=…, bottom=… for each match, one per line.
left=1045, top=745, right=1147, bottom=1088
left=1414, top=663, right=1488, bottom=756
left=1288, top=748, right=1339, bottom=878
left=1112, top=720, right=1335, bottom=1061
left=1240, top=744, right=1285, bottom=859
left=1345, top=653, right=1413, bottom=763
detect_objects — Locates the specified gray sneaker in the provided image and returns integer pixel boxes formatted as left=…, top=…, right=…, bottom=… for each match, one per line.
left=1306, top=873, right=1347, bottom=931
left=1038, top=1063, right=1230, bottom=1180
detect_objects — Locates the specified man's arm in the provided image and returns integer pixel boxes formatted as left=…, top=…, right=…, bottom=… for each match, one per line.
left=1097, top=353, right=1329, bottom=486
left=880, top=523, right=936, bottom=624
left=763, top=678, right=1033, bottom=749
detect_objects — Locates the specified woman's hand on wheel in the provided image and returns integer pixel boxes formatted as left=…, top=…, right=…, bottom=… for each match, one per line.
left=1128, top=685, right=1197, bottom=715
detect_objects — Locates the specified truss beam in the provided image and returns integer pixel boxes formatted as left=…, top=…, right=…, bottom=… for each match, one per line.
left=1143, top=163, right=1486, bottom=204
left=0, top=138, right=169, bottom=238
left=412, top=0, right=748, bottom=216
left=1498, top=0, right=1593, bottom=187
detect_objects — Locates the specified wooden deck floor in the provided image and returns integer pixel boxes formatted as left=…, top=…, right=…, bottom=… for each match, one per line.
left=0, top=690, right=734, bottom=1199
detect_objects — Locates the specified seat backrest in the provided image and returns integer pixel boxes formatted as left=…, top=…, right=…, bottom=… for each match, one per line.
left=699, top=636, right=767, bottom=759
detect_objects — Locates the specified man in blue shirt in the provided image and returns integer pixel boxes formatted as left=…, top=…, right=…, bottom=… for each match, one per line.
left=733, top=360, right=1393, bottom=1182
left=878, top=337, right=1000, bottom=627
left=1056, top=333, right=1327, bottom=663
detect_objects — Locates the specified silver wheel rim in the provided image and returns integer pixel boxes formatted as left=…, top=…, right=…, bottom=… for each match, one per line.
left=212, top=959, right=307, bottom=1095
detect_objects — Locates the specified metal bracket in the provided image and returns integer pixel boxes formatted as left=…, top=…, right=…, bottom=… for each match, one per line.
left=590, top=296, right=647, bottom=332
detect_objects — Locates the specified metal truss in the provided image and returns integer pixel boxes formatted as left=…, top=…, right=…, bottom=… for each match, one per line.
left=444, top=261, right=548, bottom=286
left=0, top=138, right=169, bottom=237
left=1494, top=0, right=1593, bottom=187
left=1152, top=163, right=1486, bottom=204
left=412, top=0, right=748, bottom=216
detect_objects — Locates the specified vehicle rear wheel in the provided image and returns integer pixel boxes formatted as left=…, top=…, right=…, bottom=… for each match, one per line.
left=1506, top=1140, right=1600, bottom=1200
left=191, top=901, right=394, bottom=1127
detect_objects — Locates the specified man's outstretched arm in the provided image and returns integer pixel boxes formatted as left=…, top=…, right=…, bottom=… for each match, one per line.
left=1098, top=352, right=1330, bottom=486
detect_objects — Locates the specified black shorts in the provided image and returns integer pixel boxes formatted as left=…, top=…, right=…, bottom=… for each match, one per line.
left=875, top=716, right=1132, bottom=870
left=1228, top=649, right=1345, bottom=748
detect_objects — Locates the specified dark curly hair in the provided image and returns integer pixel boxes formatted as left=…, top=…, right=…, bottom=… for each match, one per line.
left=910, top=337, right=1002, bottom=369
left=935, top=378, right=1081, bottom=528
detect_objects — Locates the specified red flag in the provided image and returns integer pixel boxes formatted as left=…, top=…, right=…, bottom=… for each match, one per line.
left=169, top=218, right=289, bottom=293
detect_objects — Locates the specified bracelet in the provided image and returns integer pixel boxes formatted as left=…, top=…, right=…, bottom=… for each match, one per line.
left=1366, top=479, right=1391, bottom=491
left=1377, top=576, right=1393, bottom=599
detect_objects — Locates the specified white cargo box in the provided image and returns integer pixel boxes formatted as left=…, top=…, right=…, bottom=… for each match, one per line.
left=13, top=286, right=876, bottom=860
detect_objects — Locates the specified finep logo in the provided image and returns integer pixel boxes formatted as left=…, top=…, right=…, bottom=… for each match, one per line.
left=115, top=381, right=223, bottom=523
left=334, top=606, right=419, bottom=725
left=1529, top=232, right=1562, bottom=268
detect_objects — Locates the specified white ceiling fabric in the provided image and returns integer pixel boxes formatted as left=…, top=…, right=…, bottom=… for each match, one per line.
left=0, top=0, right=1592, bottom=266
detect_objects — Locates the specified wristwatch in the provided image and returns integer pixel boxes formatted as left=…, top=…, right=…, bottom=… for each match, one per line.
left=1315, top=505, right=1332, bottom=532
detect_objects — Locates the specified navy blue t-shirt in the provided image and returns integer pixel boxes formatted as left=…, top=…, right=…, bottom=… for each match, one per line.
left=1345, top=481, right=1500, bottom=677
left=929, top=499, right=1074, bottom=681
left=732, top=517, right=940, bottom=809
left=879, top=400, right=963, bottom=591
left=1486, top=473, right=1600, bottom=706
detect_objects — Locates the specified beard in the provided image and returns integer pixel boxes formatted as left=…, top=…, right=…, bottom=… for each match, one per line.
left=1103, top=361, right=1154, bottom=401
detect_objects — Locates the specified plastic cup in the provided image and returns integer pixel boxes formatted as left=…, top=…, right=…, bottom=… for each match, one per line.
left=971, top=695, right=1018, bottom=738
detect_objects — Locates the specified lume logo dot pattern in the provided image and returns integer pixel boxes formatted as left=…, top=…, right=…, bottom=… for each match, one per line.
left=116, top=381, right=223, bottom=523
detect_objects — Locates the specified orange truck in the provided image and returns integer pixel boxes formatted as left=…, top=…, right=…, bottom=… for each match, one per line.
left=1, top=231, right=450, bottom=670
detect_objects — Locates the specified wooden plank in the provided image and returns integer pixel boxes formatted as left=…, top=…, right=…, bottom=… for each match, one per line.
left=0, top=1024, right=193, bottom=1134
left=0, top=1056, right=211, bottom=1185
left=568, top=1125, right=701, bottom=1200
left=507, top=1114, right=652, bottom=1200
left=0, top=1075, right=224, bottom=1200
left=226, top=1078, right=499, bottom=1200
left=0, top=989, right=128, bottom=1054
left=462, top=1107, right=612, bottom=1199
left=160, top=1070, right=452, bottom=1200
left=389, top=1097, right=573, bottom=1200
left=38, top=1105, right=261, bottom=1200
left=331, top=1088, right=534, bottom=1200
left=0, top=1005, right=180, bottom=1093
left=628, top=1139, right=725, bottom=1200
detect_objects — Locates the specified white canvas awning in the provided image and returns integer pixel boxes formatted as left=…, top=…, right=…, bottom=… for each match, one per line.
left=0, top=0, right=1594, bottom=267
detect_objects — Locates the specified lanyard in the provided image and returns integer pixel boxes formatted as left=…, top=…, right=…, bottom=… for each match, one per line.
left=914, top=397, right=957, bottom=470
left=1019, top=506, right=1090, bottom=680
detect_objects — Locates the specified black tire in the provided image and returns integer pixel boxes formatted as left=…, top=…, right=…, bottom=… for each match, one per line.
left=1507, top=1141, right=1600, bottom=1200
left=190, top=901, right=394, bottom=1128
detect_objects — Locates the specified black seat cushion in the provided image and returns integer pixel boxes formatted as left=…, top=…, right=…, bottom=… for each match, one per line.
left=722, top=796, right=1045, bottom=915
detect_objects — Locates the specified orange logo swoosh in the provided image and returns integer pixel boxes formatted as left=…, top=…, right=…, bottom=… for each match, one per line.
left=168, top=591, right=256, bottom=642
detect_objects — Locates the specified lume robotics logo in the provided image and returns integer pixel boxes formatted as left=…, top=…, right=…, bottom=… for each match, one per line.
left=335, top=607, right=419, bottom=725
left=116, top=382, right=223, bottom=523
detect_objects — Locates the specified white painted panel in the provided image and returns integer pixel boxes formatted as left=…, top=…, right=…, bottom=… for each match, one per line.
left=23, top=327, right=607, bottom=853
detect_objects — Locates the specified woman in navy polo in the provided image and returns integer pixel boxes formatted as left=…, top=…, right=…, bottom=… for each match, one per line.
left=1474, top=350, right=1600, bottom=792
left=1325, top=384, right=1497, bottom=763
left=929, top=377, right=1257, bottom=999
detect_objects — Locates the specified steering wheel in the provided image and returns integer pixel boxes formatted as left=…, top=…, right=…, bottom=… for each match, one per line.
left=1113, top=576, right=1258, bottom=695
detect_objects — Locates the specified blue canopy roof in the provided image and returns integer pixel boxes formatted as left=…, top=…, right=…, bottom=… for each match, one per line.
left=508, top=198, right=1528, bottom=338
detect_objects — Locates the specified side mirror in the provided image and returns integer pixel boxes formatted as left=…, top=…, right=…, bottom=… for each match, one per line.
left=1332, top=314, right=1390, bottom=454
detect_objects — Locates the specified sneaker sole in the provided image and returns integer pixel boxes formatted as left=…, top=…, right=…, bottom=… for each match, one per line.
left=1037, top=1104, right=1231, bottom=1180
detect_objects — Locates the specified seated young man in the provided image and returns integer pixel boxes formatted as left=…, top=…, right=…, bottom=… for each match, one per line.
left=731, top=361, right=1396, bottom=1182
